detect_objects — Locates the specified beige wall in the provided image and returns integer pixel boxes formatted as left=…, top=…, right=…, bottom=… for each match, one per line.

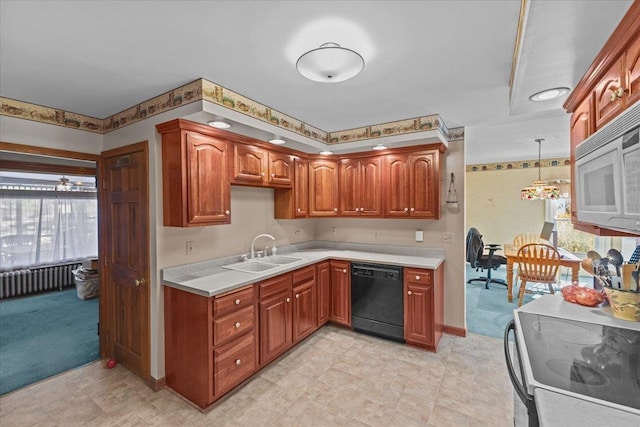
left=465, top=165, right=570, bottom=245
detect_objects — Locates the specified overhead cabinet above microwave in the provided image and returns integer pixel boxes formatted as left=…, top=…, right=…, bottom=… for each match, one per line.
left=575, top=101, right=640, bottom=234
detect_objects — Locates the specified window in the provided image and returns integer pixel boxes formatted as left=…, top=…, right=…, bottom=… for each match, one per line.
left=0, top=172, right=98, bottom=270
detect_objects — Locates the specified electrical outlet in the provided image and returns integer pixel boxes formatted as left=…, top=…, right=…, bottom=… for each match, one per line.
left=331, top=227, right=336, bottom=234
left=374, top=229, right=379, bottom=238
left=186, top=241, right=195, bottom=255
left=442, top=232, right=454, bottom=243
left=294, top=228, right=301, bottom=235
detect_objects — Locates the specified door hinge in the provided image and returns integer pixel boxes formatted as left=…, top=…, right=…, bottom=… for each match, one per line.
left=97, top=322, right=100, bottom=336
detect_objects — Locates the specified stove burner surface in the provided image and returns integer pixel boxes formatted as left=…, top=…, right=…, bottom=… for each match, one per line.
left=531, top=319, right=602, bottom=345
left=546, top=359, right=609, bottom=386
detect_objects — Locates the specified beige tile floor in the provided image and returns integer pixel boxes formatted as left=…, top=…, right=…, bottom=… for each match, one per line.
left=0, top=326, right=514, bottom=426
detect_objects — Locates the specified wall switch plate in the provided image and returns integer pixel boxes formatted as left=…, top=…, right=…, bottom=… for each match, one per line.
left=415, top=230, right=423, bottom=242
left=186, top=241, right=195, bottom=255
left=442, top=232, right=454, bottom=243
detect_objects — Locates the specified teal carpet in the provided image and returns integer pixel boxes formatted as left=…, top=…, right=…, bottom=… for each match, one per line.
left=0, top=288, right=99, bottom=395
left=466, top=264, right=535, bottom=339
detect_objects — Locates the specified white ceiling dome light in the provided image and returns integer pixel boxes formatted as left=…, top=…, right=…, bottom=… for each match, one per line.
left=528, top=87, right=570, bottom=102
left=296, top=42, right=364, bottom=83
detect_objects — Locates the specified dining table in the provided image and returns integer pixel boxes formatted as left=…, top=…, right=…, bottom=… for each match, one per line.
left=503, top=244, right=581, bottom=303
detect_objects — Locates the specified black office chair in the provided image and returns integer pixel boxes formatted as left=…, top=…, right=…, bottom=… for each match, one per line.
left=466, top=227, right=508, bottom=289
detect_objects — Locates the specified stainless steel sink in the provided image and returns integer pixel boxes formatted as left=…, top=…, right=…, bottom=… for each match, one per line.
left=262, top=255, right=302, bottom=265
left=222, top=261, right=279, bottom=273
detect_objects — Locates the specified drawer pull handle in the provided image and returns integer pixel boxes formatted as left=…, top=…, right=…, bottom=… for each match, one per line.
left=295, top=294, right=300, bottom=299
left=410, top=207, right=415, bottom=212
left=225, top=210, right=230, bottom=215
left=334, top=207, right=338, bottom=212
left=286, top=297, right=290, bottom=303
left=342, top=269, right=346, bottom=274
left=408, top=290, right=412, bottom=296
left=235, top=322, right=241, bottom=328
left=404, top=208, right=409, bottom=212
left=235, top=359, right=241, bottom=366
left=416, top=275, right=420, bottom=280
left=235, top=299, right=241, bottom=305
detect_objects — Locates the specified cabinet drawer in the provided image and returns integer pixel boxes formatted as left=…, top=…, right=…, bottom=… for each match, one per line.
left=213, top=305, right=255, bottom=346
left=292, top=265, right=315, bottom=286
left=213, top=286, right=254, bottom=317
left=259, top=274, right=292, bottom=299
left=404, top=269, right=432, bottom=285
left=213, top=331, right=256, bottom=396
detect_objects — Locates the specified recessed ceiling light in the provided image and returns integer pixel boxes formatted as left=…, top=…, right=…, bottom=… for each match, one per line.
left=529, top=87, right=570, bottom=102
left=372, top=144, right=387, bottom=151
left=207, top=120, right=231, bottom=129
left=269, top=137, right=286, bottom=145
left=319, top=150, right=334, bottom=155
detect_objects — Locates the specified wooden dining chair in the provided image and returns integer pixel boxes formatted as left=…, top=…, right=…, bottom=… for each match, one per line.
left=517, top=243, right=561, bottom=307
left=512, top=233, right=550, bottom=289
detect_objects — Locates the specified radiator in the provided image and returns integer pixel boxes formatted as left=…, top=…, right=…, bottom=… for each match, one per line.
left=0, top=262, right=81, bottom=300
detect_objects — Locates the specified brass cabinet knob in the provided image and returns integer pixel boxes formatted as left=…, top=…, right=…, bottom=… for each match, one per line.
left=225, top=210, right=230, bottom=215
left=286, top=297, right=290, bottom=303
left=410, top=207, right=415, bottom=212
left=404, top=208, right=409, bottom=212
left=295, top=294, right=300, bottom=299
left=134, top=278, right=145, bottom=287
left=235, top=322, right=241, bottom=328
left=408, top=290, right=412, bottom=296
left=235, top=359, right=241, bottom=366
left=342, top=269, right=346, bottom=273
left=334, top=208, right=338, bottom=212
left=416, top=275, right=420, bottom=280
left=235, top=299, right=241, bottom=305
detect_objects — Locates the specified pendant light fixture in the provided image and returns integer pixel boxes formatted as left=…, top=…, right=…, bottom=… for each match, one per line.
left=521, top=139, right=560, bottom=200
left=296, top=42, right=364, bottom=83
left=56, top=176, right=71, bottom=191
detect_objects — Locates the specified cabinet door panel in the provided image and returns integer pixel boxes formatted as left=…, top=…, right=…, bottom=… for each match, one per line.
left=316, top=262, right=331, bottom=326
left=410, top=152, right=438, bottom=218
left=186, top=132, right=230, bottom=225
left=268, top=152, right=293, bottom=187
left=570, top=95, right=594, bottom=226
left=360, top=157, right=382, bottom=216
left=259, top=291, right=292, bottom=365
left=294, top=159, right=309, bottom=217
left=293, top=280, right=317, bottom=343
left=594, top=57, right=625, bottom=129
left=339, top=159, right=360, bottom=216
left=233, top=144, right=267, bottom=183
left=625, top=34, right=640, bottom=107
left=309, top=160, right=339, bottom=216
left=329, top=260, right=351, bottom=326
left=404, top=283, right=434, bottom=346
left=385, top=155, right=410, bottom=217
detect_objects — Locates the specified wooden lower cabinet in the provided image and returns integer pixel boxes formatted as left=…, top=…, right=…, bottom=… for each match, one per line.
left=403, top=265, right=444, bottom=351
left=164, top=285, right=257, bottom=408
left=329, top=260, right=351, bottom=326
left=259, top=274, right=293, bottom=366
left=292, top=266, right=317, bottom=342
left=316, top=261, right=331, bottom=326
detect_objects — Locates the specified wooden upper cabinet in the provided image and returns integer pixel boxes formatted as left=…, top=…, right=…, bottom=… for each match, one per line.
left=268, top=151, right=293, bottom=187
left=339, top=157, right=381, bottom=216
left=309, top=159, right=340, bottom=217
left=624, top=33, right=640, bottom=107
left=274, top=157, right=308, bottom=219
left=232, top=144, right=292, bottom=187
left=594, top=56, right=625, bottom=128
left=569, top=95, right=594, bottom=224
left=186, top=133, right=231, bottom=225
left=233, top=144, right=268, bottom=184
left=158, top=120, right=231, bottom=227
left=384, top=150, right=440, bottom=219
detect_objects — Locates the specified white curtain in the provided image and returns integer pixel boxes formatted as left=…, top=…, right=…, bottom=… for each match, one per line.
left=0, top=190, right=98, bottom=269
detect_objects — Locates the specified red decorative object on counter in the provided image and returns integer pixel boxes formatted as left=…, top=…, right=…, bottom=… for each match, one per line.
left=561, top=284, right=604, bottom=307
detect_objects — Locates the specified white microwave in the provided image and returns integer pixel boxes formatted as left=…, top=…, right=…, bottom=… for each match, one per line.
left=575, top=101, right=640, bottom=234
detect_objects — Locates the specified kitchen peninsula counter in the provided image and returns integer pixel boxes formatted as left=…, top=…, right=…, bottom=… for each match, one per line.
left=162, top=241, right=445, bottom=297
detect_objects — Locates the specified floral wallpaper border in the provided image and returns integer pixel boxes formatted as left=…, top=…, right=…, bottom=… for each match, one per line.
left=466, top=157, right=571, bottom=172
left=0, top=78, right=465, bottom=144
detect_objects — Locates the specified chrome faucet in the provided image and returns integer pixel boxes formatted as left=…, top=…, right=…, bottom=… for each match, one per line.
left=251, top=233, right=275, bottom=259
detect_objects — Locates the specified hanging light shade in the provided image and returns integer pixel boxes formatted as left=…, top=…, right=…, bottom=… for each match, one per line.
left=56, top=176, right=71, bottom=192
left=296, top=42, right=364, bottom=83
left=521, top=139, right=560, bottom=200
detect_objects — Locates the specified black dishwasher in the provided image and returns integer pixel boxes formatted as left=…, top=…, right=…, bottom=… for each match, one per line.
left=351, top=263, right=404, bottom=342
